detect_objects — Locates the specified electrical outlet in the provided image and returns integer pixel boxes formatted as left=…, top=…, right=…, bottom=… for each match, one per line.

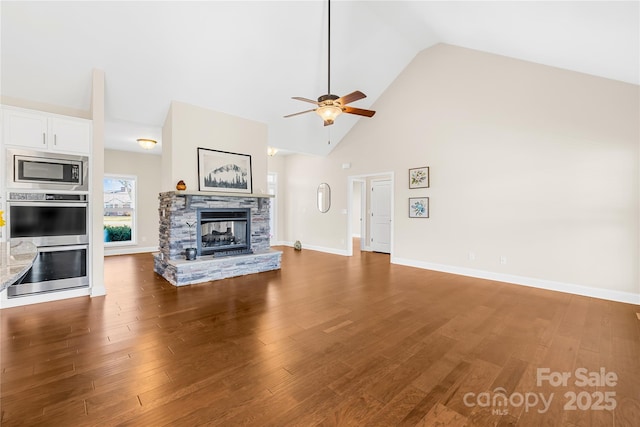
left=469, top=252, right=475, bottom=261
left=500, top=256, right=507, bottom=265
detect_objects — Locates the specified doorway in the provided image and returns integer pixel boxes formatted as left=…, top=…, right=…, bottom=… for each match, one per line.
left=347, top=173, right=394, bottom=257
left=351, top=179, right=365, bottom=253
left=267, top=172, right=277, bottom=246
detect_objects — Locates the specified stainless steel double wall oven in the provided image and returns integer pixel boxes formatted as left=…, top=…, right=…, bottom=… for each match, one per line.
left=6, top=149, right=90, bottom=297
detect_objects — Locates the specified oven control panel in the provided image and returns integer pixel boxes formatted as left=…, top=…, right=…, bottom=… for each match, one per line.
left=8, top=192, right=87, bottom=202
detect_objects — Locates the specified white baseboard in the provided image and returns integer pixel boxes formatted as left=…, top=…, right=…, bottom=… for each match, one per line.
left=276, top=241, right=349, bottom=256
left=104, top=246, right=158, bottom=256
left=90, top=285, right=107, bottom=297
left=304, top=244, right=349, bottom=256
left=391, top=256, right=640, bottom=305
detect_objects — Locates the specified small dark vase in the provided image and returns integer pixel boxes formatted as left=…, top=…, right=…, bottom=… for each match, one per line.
left=185, top=248, right=197, bottom=260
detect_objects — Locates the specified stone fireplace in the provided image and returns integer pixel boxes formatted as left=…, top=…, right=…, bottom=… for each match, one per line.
left=153, top=191, right=281, bottom=286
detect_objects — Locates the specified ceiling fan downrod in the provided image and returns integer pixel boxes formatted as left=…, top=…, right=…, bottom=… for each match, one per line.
left=327, top=0, right=331, bottom=96
left=283, top=0, right=376, bottom=126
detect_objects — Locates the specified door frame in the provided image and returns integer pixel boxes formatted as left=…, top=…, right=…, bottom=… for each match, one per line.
left=347, top=172, right=394, bottom=257
left=351, top=179, right=366, bottom=251
left=267, top=172, right=278, bottom=246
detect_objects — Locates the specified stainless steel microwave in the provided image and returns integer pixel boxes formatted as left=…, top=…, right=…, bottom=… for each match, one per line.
left=7, top=149, right=88, bottom=191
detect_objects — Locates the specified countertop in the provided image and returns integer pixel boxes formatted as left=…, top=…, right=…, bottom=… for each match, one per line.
left=0, top=241, right=37, bottom=293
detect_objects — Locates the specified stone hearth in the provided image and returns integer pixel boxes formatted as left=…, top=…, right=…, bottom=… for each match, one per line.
left=153, top=191, right=281, bottom=286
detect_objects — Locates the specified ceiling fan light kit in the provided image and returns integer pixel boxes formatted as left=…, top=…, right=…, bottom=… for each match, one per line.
left=285, top=0, right=375, bottom=126
left=316, top=104, right=342, bottom=125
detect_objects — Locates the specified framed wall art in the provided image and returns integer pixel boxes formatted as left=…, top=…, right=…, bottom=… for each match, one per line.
left=409, top=197, right=429, bottom=218
left=409, top=166, right=429, bottom=189
left=197, top=148, right=252, bottom=193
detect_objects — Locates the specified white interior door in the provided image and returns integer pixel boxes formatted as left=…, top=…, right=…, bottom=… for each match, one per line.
left=370, top=179, right=391, bottom=253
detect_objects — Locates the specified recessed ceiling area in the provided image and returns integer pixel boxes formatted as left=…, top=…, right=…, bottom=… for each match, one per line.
left=104, top=120, right=162, bottom=155
left=2, top=1, right=637, bottom=156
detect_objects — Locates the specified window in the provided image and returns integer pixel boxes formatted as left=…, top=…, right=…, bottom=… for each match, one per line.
left=103, top=175, right=136, bottom=245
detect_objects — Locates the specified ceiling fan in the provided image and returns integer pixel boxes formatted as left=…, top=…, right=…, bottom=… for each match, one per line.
left=284, top=0, right=376, bottom=126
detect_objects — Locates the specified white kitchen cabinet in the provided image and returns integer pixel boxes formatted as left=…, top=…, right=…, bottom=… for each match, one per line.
left=49, top=116, right=92, bottom=154
left=2, top=107, right=91, bottom=155
left=2, top=109, right=47, bottom=149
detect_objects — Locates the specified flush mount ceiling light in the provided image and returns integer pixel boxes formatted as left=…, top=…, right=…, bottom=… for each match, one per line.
left=137, top=138, right=157, bottom=150
left=284, top=0, right=375, bottom=126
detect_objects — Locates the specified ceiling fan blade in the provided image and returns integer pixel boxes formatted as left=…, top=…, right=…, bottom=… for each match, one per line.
left=284, top=109, right=316, bottom=118
left=343, top=106, right=376, bottom=117
left=337, top=90, right=366, bottom=105
left=292, top=96, right=319, bottom=105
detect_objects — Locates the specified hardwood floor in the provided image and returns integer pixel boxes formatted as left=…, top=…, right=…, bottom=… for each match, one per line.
left=1, top=246, right=639, bottom=426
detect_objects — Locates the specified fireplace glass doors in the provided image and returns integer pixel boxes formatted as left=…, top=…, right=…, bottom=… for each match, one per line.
left=197, top=208, right=252, bottom=256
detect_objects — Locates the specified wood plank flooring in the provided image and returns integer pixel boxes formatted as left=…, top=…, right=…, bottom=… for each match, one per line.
left=1, top=246, right=639, bottom=426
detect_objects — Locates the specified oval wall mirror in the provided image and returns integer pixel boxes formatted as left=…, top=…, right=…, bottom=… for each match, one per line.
left=317, top=183, right=331, bottom=213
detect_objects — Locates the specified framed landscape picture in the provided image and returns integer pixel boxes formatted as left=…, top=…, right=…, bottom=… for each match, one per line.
left=409, top=166, right=429, bottom=189
left=197, top=148, right=252, bottom=193
left=409, top=197, right=429, bottom=218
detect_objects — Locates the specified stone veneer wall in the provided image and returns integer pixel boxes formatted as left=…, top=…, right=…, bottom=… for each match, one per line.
left=153, top=192, right=281, bottom=287
left=157, top=192, right=270, bottom=260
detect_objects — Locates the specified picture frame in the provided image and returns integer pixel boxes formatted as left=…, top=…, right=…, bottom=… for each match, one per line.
left=409, top=197, right=429, bottom=218
left=197, top=148, right=252, bottom=193
left=409, top=166, right=429, bottom=189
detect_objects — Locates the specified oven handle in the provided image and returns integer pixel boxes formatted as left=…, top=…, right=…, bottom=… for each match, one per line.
left=7, top=202, right=88, bottom=208
left=37, top=244, right=88, bottom=253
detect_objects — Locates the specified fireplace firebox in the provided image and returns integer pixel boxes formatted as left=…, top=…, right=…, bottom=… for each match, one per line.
left=197, top=208, right=252, bottom=257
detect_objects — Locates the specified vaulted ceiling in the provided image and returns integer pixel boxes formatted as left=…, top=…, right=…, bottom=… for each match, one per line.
left=2, top=1, right=638, bottom=156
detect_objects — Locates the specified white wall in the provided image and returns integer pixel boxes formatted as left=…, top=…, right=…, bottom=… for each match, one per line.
left=90, top=69, right=106, bottom=297
left=161, top=103, right=174, bottom=193
left=280, top=44, right=640, bottom=303
left=162, top=101, right=268, bottom=193
left=280, top=153, right=353, bottom=253
left=104, top=149, right=162, bottom=254
left=0, top=95, right=91, bottom=120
